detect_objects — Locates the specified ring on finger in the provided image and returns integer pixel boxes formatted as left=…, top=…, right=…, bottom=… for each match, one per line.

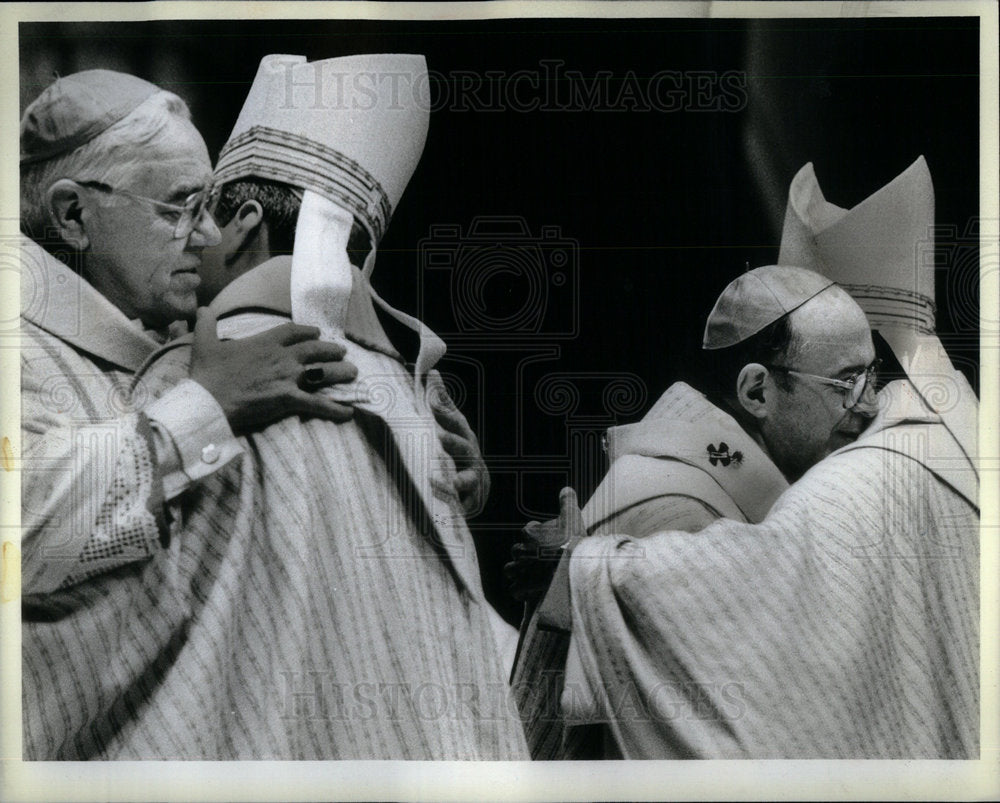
left=301, top=366, right=325, bottom=388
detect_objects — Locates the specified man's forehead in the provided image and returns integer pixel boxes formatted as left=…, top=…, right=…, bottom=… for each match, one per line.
left=790, top=312, right=875, bottom=374
left=123, top=130, right=212, bottom=196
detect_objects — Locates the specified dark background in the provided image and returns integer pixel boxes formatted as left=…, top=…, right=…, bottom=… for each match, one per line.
left=21, top=17, right=981, bottom=623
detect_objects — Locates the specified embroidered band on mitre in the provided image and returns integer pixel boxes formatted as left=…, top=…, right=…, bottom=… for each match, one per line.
left=778, top=156, right=936, bottom=341
left=778, top=157, right=978, bottom=478
left=213, top=53, right=429, bottom=250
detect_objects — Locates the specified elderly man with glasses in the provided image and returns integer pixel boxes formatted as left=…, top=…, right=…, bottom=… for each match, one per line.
left=19, top=70, right=358, bottom=758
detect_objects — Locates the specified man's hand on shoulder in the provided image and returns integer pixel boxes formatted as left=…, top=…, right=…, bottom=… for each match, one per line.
left=189, top=307, right=358, bottom=435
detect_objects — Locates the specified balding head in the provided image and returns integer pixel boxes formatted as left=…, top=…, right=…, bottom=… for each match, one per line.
left=734, top=283, right=878, bottom=480
left=699, top=270, right=878, bottom=481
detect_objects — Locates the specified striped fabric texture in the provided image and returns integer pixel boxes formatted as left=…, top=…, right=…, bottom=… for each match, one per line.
left=511, top=383, right=782, bottom=759
left=513, top=496, right=720, bottom=760
left=20, top=321, right=164, bottom=594
left=22, top=315, right=528, bottom=760
left=564, top=440, right=980, bottom=758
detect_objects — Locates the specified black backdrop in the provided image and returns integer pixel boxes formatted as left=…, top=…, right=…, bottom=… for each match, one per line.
left=20, top=16, right=981, bottom=622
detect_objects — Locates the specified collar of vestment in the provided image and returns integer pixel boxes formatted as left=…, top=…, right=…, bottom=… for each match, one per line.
left=836, top=377, right=978, bottom=511
left=602, top=381, right=789, bottom=524
left=20, top=235, right=160, bottom=372
left=876, top=328, right=978, bottom=479
left=210, top=255, right=401, bottom=361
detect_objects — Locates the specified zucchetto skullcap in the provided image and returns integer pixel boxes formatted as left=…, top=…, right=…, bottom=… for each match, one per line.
left=702, top=264, right=835, bottom=350
left=20, top=70, right=160, bottom=165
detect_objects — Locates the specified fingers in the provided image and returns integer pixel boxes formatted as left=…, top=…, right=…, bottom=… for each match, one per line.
left=435, top=409, right=476, bottom=441
left=558, top=486, right=579, bottom=511
left=453, top=469, right=484, bottom=516
left=293, top=338, right=349, bottom=364
left=559, top=486, right=585, bottom=533
left=427, top=371, right=475, bottom=433
left=287, top=391, right=355, bottom=423
left=425, top=369, right=452, bottom=409
left=296, top=360, right=358, bottom=390
left=511, top=542, right=542, bottom=559
left=453, top=468, right=479, bottom=495
left=430, top=475, right=455, bottom=499
left=439, top=431, right=477, bottom=462
left=267, top=321, right=323, bottom=347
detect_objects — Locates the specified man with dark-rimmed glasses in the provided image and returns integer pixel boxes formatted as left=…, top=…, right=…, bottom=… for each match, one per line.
left=509, top=264, right=881, bottom=758
left=767, top=357, right=881, bottom=410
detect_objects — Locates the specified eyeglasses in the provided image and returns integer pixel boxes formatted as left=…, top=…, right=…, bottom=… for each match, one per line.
left=768, top=358, right=882, bottom=409
left=77, top=180, right=219, bottom=239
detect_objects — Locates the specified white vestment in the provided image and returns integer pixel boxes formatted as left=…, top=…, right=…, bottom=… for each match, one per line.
left=512, top=382, right=787, bottom=758
left=27, top=256, right=528, bottom=760
left=564, top=378, right=979, bottom=758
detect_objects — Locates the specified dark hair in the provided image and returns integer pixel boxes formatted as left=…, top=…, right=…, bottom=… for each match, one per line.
left=214, top=177, right=372, bottom=267
left=695, top=314, right=797, bottom=399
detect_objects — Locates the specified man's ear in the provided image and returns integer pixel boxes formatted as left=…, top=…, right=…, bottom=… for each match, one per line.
left=736, top=363, right=770, bottom=419
left=45, top=179, right=91, bottom=250
left=230, top=199, right=265, bottom=250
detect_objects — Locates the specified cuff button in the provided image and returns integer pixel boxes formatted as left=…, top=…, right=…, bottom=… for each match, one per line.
left=201, top=443, right=220, bottom=464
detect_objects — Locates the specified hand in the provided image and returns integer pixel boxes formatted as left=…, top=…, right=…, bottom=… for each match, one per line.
left=504, top=487, right=585, bottom=603
left=190, top=307, right=358, bottom=435
left=427, top=369, right=490, bottom=516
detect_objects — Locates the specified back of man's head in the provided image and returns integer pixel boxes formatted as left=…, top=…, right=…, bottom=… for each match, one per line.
left=197, top=177, right=373, bottom=305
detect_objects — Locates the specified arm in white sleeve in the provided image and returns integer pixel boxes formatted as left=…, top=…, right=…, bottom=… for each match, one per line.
left=21, top=344, right=241, bottom=595
left=143, top=378, right=242, bottom=501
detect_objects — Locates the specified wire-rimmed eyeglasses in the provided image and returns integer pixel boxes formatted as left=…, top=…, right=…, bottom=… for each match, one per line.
left=768, top=358, right=882, bottom=409
left=77, top=180, right=219, bottom=240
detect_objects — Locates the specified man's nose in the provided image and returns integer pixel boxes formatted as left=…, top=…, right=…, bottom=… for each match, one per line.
left=189, top=206, right=222, bottom=247
left=849, top=382, right=880, bottom=418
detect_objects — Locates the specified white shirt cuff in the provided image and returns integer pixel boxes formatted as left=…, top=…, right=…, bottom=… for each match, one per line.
left=144, top=378, right=243, bottom=500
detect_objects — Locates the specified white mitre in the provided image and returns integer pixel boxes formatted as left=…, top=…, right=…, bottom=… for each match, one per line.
left=778, top=156, right=977, bottom=476
left=214, top=53, right=443, bottom=403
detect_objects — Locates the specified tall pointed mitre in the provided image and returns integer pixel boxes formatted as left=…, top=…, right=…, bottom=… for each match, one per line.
left=214, top=52, right=429, bottom=247
left=207, top=55, right=480, bottom=594
left=778, top=157, right=978, bottom=489
left=213, top=53, right=444, bottom=393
